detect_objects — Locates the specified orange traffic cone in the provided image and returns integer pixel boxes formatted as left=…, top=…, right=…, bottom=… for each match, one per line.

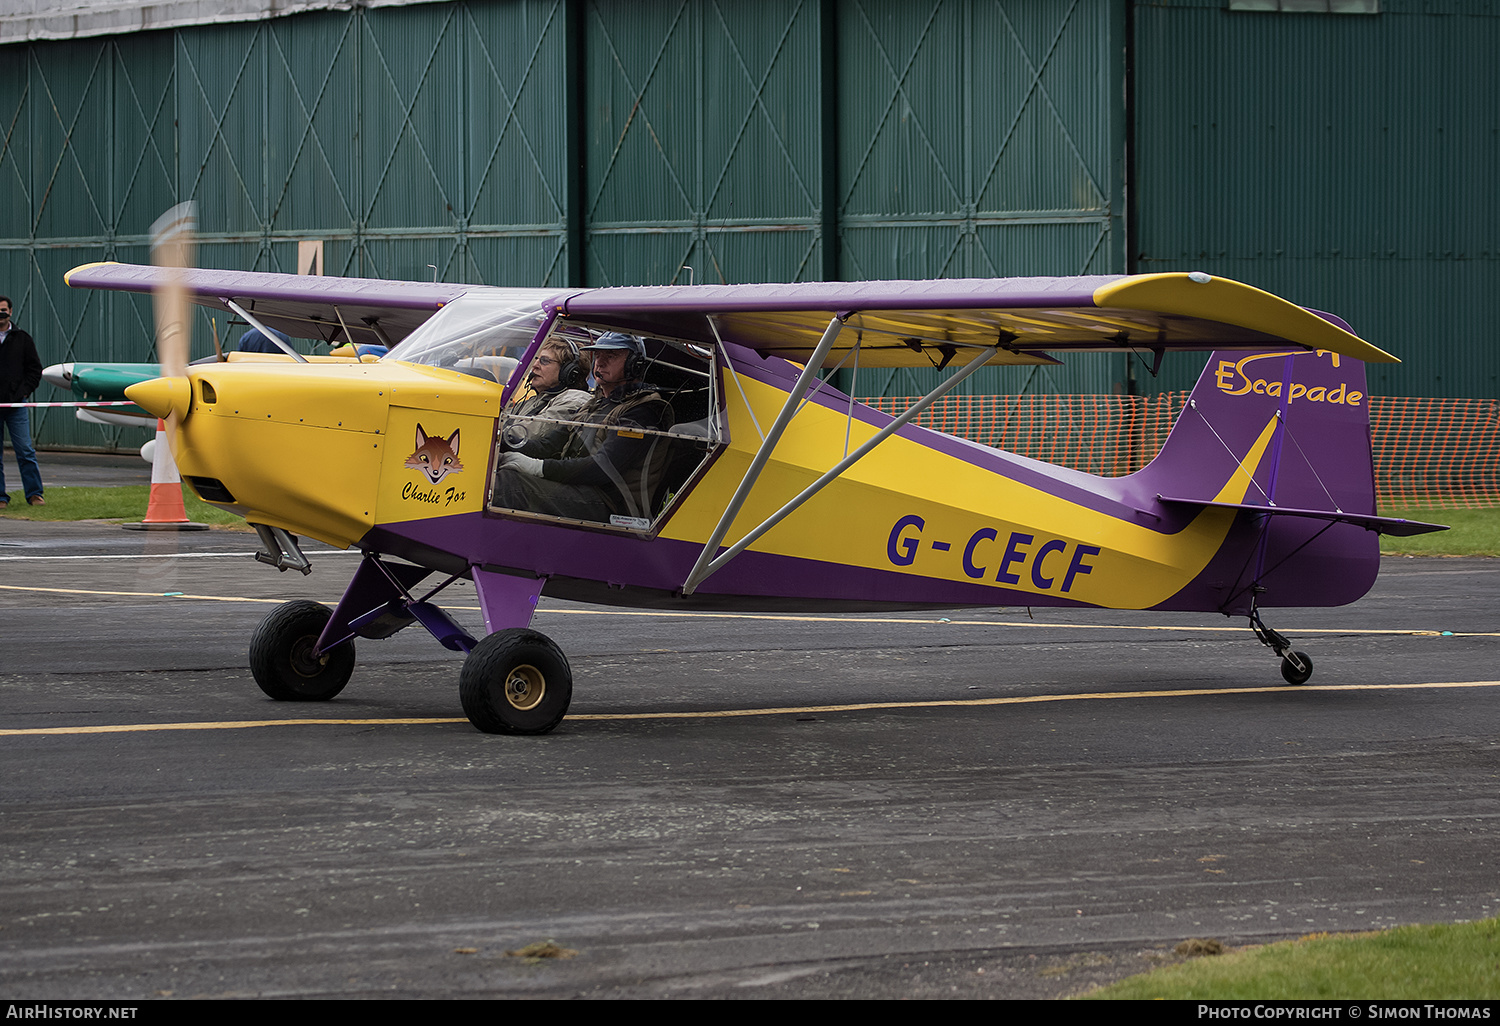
left=124, top=419, right=209, bottom=531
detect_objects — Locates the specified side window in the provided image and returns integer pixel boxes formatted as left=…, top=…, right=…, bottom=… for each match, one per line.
left=488, top=331, right=724, bottom=533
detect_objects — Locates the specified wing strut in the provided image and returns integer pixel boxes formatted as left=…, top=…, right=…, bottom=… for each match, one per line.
left=225, top=299, right=308, bottom=363
left=682, top=341, right=998, bottom=596
left=682, top=314, right=848, bottom=594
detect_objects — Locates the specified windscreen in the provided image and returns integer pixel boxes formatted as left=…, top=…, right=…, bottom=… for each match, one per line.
left=382, top=289, right=557, bottom=385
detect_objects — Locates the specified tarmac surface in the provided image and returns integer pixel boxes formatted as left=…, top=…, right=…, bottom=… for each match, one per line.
left=1, top=454, right=1497, bottom=999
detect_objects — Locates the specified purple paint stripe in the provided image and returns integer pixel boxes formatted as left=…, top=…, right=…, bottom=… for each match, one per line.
left=369, top=512, right=1090, bottom=612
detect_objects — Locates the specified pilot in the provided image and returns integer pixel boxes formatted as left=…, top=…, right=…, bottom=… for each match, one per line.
left=500, top=337, right=592, bottom=458
left=493, top=332, right=674, bottom=523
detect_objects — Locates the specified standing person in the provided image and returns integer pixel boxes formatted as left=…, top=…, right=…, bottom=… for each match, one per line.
left=0, top=295, right=44, bottom=509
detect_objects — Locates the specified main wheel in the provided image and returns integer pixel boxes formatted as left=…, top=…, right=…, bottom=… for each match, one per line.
left=249, top=600, right=355, bottom=701
left=459, top=628, right=572, bottom=735
left=1280, top=651, right=1314, bottom=686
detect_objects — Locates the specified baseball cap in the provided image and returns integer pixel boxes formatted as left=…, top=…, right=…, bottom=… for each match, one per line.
left=579, top=332, right=644, bottom=358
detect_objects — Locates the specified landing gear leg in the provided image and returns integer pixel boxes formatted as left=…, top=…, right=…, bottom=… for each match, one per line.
left=1249, top=607, right=1313, bottom=686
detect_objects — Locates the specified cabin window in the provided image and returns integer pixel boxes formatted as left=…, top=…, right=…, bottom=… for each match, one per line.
left=487, top=328, right=724, bottom=533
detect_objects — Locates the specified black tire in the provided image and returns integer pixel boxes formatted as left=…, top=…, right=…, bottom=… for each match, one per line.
left=249, top=600, right=355, bottom=701
left=459, top=628, right=572, bottom=735
left=1280, top=651, right=1314, bottom=686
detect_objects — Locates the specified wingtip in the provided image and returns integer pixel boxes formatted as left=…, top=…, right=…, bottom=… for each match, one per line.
left=64, top=261, right=118, bottom=287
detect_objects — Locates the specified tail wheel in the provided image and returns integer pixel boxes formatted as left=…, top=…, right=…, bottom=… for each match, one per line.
left=1280, top=651, right=1314, bottom=686
left=459, top=628, right=572, bottom=735
left=249, top=600, right=355, bottom=701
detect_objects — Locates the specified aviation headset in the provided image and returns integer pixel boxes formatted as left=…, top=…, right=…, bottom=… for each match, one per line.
left=584, top=332, right=649, bottom=380
left=533, top=336, right=588, bottom=390
left=553, top=338, right=589, bottom=390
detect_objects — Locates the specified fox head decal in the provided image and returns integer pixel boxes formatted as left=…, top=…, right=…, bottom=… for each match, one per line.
left=404, top=424, right=464, bottom=485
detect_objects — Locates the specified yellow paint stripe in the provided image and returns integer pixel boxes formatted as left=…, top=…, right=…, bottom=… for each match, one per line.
left=2, top=583, right=1495, bottom=637
left=5, top=680, right=1498, bottom=736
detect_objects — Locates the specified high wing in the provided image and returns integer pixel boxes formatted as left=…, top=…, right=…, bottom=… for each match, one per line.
left=64, top=262, right=483, bottom=349
left=551, top=272, right=1398, bottom=368
left=67, top=264, right=1396, bottom=369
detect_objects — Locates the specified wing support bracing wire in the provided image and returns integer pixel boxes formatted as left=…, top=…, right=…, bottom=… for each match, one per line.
left=681, top=342, right=998, bottom=596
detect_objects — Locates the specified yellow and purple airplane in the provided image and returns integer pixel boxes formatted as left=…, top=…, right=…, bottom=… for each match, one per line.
left=66, top=261, right=1445, bottom=735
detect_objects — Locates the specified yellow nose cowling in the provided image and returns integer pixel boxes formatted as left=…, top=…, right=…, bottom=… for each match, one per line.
left=124, top=376, right=191, bottom=422
left=127, top=359, right=503, bottom=551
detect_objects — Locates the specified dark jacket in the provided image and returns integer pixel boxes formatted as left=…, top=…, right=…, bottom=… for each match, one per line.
left=541, top=382, right=675, bottom=518
left=0, top=326, right=42, bottom=404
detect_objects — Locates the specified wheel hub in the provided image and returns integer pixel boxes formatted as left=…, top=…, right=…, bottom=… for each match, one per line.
left=288, top=636, right=328, bottom=678
left=504, top=664, right=546, bottom=710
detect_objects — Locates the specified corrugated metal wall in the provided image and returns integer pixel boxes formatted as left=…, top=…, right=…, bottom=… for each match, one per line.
left=1132, top=0, right=1500, bottom=397
left=17, top=0, right=1492, bottom=447
left=3, top=1, right=573, bottom=448
left=2, top=0, right=1129, bottom=448
left=836, top=0, right=1126, bottom=399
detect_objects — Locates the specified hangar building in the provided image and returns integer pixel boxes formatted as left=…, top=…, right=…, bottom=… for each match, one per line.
left=1, top=0, right=1494, bottom=448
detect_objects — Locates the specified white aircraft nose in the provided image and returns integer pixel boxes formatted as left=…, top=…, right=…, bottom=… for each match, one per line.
left=42, top=362, right=75, bottom=390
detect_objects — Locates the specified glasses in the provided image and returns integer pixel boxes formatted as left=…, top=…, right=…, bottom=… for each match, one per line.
left=534, top=357, right=558, bottom=367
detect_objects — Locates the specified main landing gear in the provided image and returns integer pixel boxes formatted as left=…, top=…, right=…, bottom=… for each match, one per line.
left=1249, top=607, right=1314, bottom=686
left=248, top=555, right=571, bottom=735
left=249, top=600, right=356, bottom=701
left=458, top=629, right=573, bottom=735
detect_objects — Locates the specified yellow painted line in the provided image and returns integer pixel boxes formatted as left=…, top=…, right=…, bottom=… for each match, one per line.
left=0, top=584, right=284, bottom=603
left=5, top=680, right=1498, bottom=736
left=1, top=583, right=1495, bottom=637
left=1, top=718, right=468, bottom=736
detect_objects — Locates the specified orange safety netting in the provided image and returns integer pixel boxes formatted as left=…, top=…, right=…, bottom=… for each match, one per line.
left=861, top=394, right=1500, bottom=509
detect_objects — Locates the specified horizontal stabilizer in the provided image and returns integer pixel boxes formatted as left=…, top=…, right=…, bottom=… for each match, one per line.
left=1157, top=497, right=1448, bottom=537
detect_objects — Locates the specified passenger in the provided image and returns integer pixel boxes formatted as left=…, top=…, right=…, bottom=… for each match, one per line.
left=500, top=338, right=591, bottom=457
left=493, top=333, right=674, bottom=523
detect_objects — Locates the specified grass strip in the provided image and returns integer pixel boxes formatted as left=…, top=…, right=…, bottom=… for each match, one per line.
left=1084, top=918, right=1500, bottom=999
left=1379, top=507, right=1500, bottom=557
left=0, top=485, right=247, bottom=528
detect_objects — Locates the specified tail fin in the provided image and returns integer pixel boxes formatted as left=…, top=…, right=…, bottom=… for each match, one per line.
left=1146, top=348, right=1377, bottom=515
left=1137, top=348, right=1383, bottom=612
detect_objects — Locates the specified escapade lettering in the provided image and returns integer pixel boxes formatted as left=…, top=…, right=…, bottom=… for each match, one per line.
left=887, top=514, right=1100, bottom=594
left=1215, top=353, right=1362, bottom=406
